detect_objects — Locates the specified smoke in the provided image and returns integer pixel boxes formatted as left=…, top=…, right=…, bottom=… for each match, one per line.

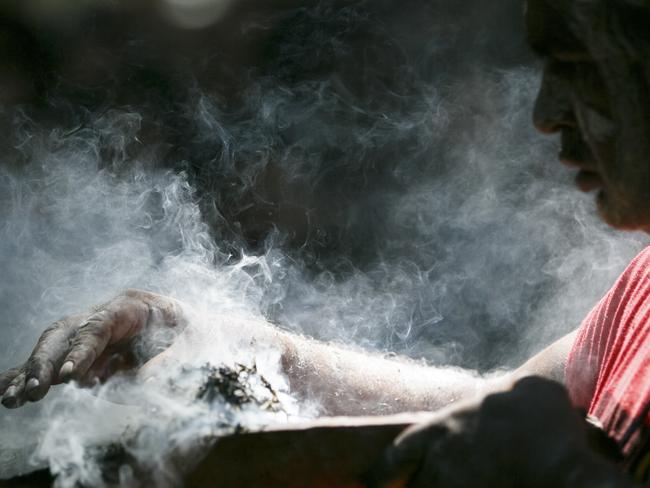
left=0, top=0, right=647, bottom=484
left=0, top=107, right=310, bottom=484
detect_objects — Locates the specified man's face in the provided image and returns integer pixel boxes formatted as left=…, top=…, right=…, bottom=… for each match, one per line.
left=526, top=0, right=650, bottom=231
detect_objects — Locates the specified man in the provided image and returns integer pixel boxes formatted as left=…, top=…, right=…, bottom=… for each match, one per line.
left=367, top=0, right=650, bottom=485
left=1, top=0, right=649, bottom=485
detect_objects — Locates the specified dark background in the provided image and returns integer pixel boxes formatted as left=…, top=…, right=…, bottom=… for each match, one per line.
left=0, top=0, right=643, bottom=372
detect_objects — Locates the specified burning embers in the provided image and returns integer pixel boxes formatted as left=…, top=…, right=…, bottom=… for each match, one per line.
left=196, top=363, right=283, bottom=415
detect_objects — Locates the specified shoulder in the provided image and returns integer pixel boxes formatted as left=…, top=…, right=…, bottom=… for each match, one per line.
left=621, top=245, right=650, bottom=279
left=587, top=245, right=650, bottom=316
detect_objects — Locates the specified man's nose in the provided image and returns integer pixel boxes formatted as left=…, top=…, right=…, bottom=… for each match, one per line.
left=533, top=65, right=575, bottom=134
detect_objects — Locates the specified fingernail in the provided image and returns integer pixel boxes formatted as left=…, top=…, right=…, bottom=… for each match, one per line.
left=59, top=361, right=74, bottom=380
left=1, top=386, right=17, bottom=407
left=3, top=386, right=16, bottom=398
left=25, top=378, right=40, bottom=392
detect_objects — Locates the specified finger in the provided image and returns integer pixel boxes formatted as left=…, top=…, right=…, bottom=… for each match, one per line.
left=23, top=319, right=79, bottom=401
left=23, top=358, right=55, bottom=402
left=83, top=350, right=137, bottom=385
left=364, top=424, right=447, bottom=488
left=1, top=371, right=27, bottom=409
left=0, top=367, right=22, bottom=396
left=58, top=294, right=153, bottom=382
left=59, top=314, right=113, bottom=382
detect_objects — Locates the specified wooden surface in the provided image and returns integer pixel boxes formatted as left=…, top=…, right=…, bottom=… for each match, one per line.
left=187, top=413, right=431, bottom=487
left=1, top=413, right=430, bottom=487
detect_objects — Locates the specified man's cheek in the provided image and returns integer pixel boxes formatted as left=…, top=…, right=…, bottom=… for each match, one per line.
left=574, top=105, right=616, bottom=170
left=578, top=106, right=615, bottom=143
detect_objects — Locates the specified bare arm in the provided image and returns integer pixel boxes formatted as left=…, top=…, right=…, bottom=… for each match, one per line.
left=1, top=289, right=578, bottom=417
left=272, top=328, right=579, bottom=416
left=512, top=329, right=577, bottom=382
left=277, top=334, right=481, bottom=416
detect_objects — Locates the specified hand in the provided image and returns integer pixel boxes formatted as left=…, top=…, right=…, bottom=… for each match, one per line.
left=366, top=377, right=632, bottom=488
left=0, top=289, right=185, bottom=408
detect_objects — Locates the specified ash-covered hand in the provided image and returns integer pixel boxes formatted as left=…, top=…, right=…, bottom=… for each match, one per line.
left=0, top=289, right=186, bottom=409
left=366, top=376, right=634, bottom=488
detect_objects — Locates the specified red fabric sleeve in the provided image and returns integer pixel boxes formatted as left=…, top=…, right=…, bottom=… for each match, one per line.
left=565, top=246, right=650, bottom=454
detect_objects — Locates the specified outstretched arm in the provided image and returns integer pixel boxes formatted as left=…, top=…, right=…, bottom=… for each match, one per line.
left=0, top=289, right=577, bottom=417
